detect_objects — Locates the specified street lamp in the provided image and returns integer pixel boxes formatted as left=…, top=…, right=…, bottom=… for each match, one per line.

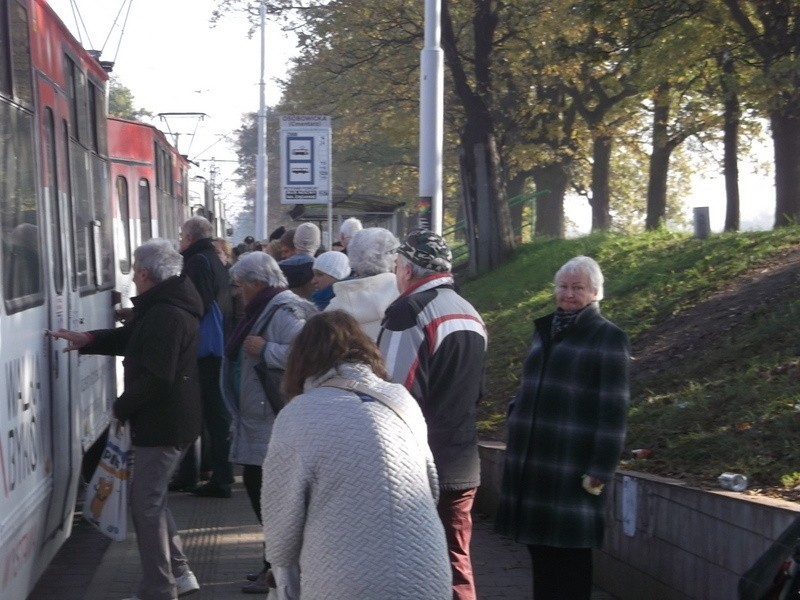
left=419, top=0, right=443, bottom=234
left=255, top=1, right=268, bottom=240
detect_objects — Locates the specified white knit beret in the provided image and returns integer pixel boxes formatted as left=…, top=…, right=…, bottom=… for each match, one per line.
left=313, top=251, right=351, bottom=281
left=294, top=222, right=321, bottom=254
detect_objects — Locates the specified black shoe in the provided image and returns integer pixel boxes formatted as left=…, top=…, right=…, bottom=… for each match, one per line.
left=169, top=481, right=198, bottom=493
left=191, top=483, right=231, bottom=498
left=241, top=570, right=275, bottom=594
left=246, top=565, right=267, bottom=582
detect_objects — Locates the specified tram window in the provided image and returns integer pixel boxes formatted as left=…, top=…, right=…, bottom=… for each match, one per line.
left=1, top=101, right=42, bottom=311
left=63, top=119, right=78, bottom=291
left=117, top=176, right=132, bottom=273
left=88, top=81, right=99, bottom=152
left=91, top=154, right=113, bottom=288
left=164, top=152, right=175, bottom=196
left=88, top=81, right=107, bottom=155
left=0, top=0, right=11, bottom=96
left=8, top=0, right=32, bottom=105
left=154, top=142, right=163, bottom=190
left=92, top=82, right=107, bottom=156
left=65, top=57, right=88, bottom=144
left=45, top=108, right=64, bottom=294
left=157, top=189, right=175, bottom=240
left=179, top=165, right=187, bottom=205
left=65, top=57, right=78, bottom=140
left=70, top=146, right=92, bottom=291
left=139, top=178, right=152, bottom=241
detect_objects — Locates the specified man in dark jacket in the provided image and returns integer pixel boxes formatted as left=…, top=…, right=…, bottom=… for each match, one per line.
left=50, top=238, right=203, bottom=600
left=378, top=229, right=488, bottom=600
left=177, top=215, right=235, bottom=498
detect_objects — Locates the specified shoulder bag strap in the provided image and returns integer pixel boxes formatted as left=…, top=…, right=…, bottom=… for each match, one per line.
left=322, top=377, right=428, bottom=452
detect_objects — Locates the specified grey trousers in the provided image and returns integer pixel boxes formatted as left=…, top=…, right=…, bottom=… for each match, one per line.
left=131, top=445, right=190, bottom=600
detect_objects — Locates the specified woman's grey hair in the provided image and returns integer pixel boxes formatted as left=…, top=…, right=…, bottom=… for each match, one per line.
left=339, top=217, right=363, bottom=243
left=181, top=216, right=213, bottom=243
left=555, top=255, right=604, bottom=301
left=134, top=239, right=183, bottom=283
left=230, top=251, right=288, bottom=288
left=347, top=227, right=399, bottom=276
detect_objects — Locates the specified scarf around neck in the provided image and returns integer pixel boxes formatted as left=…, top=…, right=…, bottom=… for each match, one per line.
left=225, top=285, right=285, bottom=359
left=551, top=304, right=592, bottom=339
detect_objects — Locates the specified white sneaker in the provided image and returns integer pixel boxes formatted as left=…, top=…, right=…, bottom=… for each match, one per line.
left=176, top=570, right=200, bottom=596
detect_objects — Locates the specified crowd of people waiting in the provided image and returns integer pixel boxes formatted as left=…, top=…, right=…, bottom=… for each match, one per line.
left=49, top=213, right=630, bottom=600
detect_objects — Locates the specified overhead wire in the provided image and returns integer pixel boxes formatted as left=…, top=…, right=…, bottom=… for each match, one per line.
left=67, top=0, right=94, bottom=49
left=104, top=0, right=135, bottom=64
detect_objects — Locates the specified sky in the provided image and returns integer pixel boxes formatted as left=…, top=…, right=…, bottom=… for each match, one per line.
left=46, top=0, right=298, bottom=227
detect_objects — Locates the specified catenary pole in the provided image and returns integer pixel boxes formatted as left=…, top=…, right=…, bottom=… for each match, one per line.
left=254, top=1, right=268, bottom=240
left=419, top=0, right=444, bottom=234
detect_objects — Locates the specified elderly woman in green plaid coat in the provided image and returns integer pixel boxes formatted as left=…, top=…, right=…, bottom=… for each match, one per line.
left=495, top=256, right=630, bottom=600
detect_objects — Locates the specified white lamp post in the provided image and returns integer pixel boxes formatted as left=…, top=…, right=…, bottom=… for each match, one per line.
left=255, top=1, right=268, bottom=240
left=419, top=0, right=444, bottom=234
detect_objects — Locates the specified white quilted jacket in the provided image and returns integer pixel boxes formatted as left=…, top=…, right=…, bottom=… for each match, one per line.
left=261, top=362, right=451, bottom=599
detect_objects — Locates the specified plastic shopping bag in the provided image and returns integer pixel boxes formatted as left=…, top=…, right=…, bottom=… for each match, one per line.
left=83, top=419, right=132, bottom=541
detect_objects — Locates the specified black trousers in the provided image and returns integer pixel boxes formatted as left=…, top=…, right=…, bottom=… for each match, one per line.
left=242, top=463, right=270, bottom=569
left=173, top=357, right=233, bottom=488
left=528, top=544, right=592, bottom=600
left=198, top=356, right=234, bottom=487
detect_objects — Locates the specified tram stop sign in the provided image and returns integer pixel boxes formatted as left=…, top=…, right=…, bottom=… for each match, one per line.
left=279, top=115, right=332, bottom=205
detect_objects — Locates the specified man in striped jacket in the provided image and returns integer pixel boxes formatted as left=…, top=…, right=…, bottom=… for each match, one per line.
left=378, top=229, right=488, bottom=600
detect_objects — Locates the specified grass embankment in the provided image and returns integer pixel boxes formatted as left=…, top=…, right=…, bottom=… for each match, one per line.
left=462, top=227, right=800, bottom=493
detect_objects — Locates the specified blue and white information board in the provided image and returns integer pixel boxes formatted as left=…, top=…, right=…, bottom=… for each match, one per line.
left=279, top=115, right=331, bottom=205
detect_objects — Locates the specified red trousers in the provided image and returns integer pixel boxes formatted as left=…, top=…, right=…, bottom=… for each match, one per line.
left=437, top=487, right=478, bottom=600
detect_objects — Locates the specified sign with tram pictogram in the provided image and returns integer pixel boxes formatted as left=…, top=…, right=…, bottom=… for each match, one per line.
left=279, top=115, right=332, bottom=205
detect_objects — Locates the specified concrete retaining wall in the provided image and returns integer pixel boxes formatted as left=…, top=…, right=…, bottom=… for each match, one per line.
left=477, top=442, right=800, bottom=600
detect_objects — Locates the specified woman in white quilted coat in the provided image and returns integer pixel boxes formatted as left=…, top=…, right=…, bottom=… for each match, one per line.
left=261, top=310, right=451, bottom=600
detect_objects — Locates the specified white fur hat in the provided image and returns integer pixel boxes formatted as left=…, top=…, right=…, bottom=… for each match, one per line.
left=313, top=251, right=351, bottom=281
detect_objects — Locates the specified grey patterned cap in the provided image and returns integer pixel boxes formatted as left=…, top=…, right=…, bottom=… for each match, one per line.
left=396, top=228, right=452, bottom=273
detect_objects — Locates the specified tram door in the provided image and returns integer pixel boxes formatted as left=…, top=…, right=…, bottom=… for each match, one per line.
left=38, top=67, right=115, bottom=543
left=38, top=76, right=77, bottom=542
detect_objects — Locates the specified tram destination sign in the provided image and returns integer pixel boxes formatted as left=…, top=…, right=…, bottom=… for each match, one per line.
left=279, top=115, right=332, bottom=205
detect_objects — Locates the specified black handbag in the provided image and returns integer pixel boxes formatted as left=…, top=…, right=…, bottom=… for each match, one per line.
left=254, top=361, right=286, bottom=415
left=253, top=303, right=287, bottom=415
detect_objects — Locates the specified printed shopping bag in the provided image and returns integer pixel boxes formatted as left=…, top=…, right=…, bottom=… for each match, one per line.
left=83, top=419, right=132, bottom=541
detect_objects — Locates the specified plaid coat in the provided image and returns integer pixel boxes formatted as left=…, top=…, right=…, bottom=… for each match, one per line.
left=495, top=304, right=630, bottom=548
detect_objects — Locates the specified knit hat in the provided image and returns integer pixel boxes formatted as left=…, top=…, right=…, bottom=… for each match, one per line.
left=313, top=251, right=351, bottom=281
left=294, top=222, right=321, bottom=255
left=279, top=256, right=314, bottom=288
left=268, top=226, right=286, bottom=241
left=396, top=229, right=452, bottom=273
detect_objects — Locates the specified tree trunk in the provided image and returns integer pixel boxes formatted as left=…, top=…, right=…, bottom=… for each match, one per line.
left=719, top=51, right=740, bottom=232
left=646, top=84, right=671, bottom=230
left=441, top=0, right=514, bottom=274
left=507, top=173, right=528, bottom=242
left=771, top=111, right=800, bottom=227
left=590, top=134, right=612, bottom=231
left=532, top=163, right=568, bottom=237
left=459, top=122, right=515, bottom=274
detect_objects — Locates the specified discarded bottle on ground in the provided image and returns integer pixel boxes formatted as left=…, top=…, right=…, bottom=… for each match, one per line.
left=718, top=472, right=748, bottom=492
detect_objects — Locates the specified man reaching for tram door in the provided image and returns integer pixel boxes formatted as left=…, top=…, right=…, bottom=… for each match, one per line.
left=176, top=216, right=235, bottom=498
left=49, top=238, right=202, bottom=600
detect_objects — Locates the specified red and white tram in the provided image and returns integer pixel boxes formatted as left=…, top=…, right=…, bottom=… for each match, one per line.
left=0, top=1, right=197, bottom=597
left=109, top=116, right=190, bottom=309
